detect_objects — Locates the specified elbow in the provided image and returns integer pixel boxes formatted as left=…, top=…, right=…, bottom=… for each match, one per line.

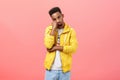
left=63, top=45, right=77, bottom=54
left=44, top=41, right=53, bottom=49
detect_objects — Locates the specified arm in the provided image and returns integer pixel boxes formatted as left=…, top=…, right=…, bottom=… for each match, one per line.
left=47, top=45, right=63, bottom=52
left=44, top=27, right=55, bottom=49
left=47, top=28, right=78, bottom=54
left=44, top=22, right=58, bottom=49
left=63, top=28, right=78, bottom=54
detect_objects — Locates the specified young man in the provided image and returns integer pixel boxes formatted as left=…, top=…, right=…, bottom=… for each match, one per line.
left=44, top=7, right=78, bottom=80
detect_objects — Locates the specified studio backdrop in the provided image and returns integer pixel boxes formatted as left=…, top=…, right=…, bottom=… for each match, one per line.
left=0, top=0, right=120, bottom=80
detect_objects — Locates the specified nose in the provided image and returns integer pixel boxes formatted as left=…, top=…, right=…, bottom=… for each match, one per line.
left=56, top=19, right=60, bottom=23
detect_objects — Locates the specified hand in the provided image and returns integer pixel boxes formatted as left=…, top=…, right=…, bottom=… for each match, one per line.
left=52, top=21, right=58, bottom=30
left=47, top=46, right=57, bottom=52
left=50, top=21, right=58, bottom=36
left=47, top=45, right=63, bottom=52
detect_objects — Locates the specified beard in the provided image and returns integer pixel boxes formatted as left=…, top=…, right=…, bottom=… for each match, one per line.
left=57, top=22, right=64, bottom=29
left=57, top=24, right=63, bottom=29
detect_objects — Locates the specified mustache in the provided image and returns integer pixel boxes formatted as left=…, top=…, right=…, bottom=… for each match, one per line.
left=57, top=22, right=62, bottom=25
left=58, top=24, right=62, bottom=26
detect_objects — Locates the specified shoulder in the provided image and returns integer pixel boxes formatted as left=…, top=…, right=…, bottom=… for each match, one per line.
left=66, top=24, right=75, bottom=32
left=45, top=25, right=52, bottom=31
left=44, top=25, right=52, bottom=34
left=46, top=25, right=52, bottom=29
left=67, top=24, right=76, bottom=35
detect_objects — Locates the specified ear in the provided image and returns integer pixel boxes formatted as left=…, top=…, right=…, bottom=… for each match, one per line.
left=62, top=14, right=64, bottom=18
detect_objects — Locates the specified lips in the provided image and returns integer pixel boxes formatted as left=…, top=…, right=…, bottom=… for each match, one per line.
left=57, top=22, right=62, bottom=26
left=58, top=22, right=61, bottom=24
left=58, top=24, right=62, bottom=26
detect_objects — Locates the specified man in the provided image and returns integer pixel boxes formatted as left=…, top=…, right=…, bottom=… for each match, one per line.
left=44, top=7, right=78, bottom=80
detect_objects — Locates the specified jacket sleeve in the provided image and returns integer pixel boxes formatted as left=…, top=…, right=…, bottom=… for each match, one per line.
left=63, top=28, right=78, bottom=54
left=44, top=27, right=55, bottom=49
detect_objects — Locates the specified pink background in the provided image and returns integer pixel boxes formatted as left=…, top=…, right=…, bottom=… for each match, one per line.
left=0, top=0, right=120, bottom=80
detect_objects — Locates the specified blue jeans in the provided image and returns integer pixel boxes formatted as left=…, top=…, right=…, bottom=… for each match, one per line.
left=45, top=70, right=70, bottom=80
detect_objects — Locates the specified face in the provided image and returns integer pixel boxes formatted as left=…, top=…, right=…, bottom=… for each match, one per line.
left=51, top=12, right=64, bottom=28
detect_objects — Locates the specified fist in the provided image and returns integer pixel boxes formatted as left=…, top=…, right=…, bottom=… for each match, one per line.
left=52, top=21, right=58, bottom=30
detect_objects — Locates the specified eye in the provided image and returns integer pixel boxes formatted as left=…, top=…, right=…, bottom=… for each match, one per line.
left=58, top=16, right=60, bottom=19
left=52, top=18, right=56, bottom=21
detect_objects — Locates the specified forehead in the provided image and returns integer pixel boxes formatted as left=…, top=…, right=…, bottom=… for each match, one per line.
left=51, top=12, right=62, bottom=18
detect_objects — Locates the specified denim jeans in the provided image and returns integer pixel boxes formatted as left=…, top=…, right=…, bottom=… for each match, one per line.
left=45, top=70, right=70, bottom=80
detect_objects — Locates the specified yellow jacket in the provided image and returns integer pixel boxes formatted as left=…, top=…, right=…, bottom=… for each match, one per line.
left=44, top=23, right=78, bottom=73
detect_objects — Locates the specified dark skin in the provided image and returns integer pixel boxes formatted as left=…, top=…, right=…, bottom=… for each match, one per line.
left=47, top=12, right=65, bottom=52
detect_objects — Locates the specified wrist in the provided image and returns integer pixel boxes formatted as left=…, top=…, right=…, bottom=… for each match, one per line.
left=50, top=29, right=56, bottom=36
left=56, top=46, right=63, bottom=51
